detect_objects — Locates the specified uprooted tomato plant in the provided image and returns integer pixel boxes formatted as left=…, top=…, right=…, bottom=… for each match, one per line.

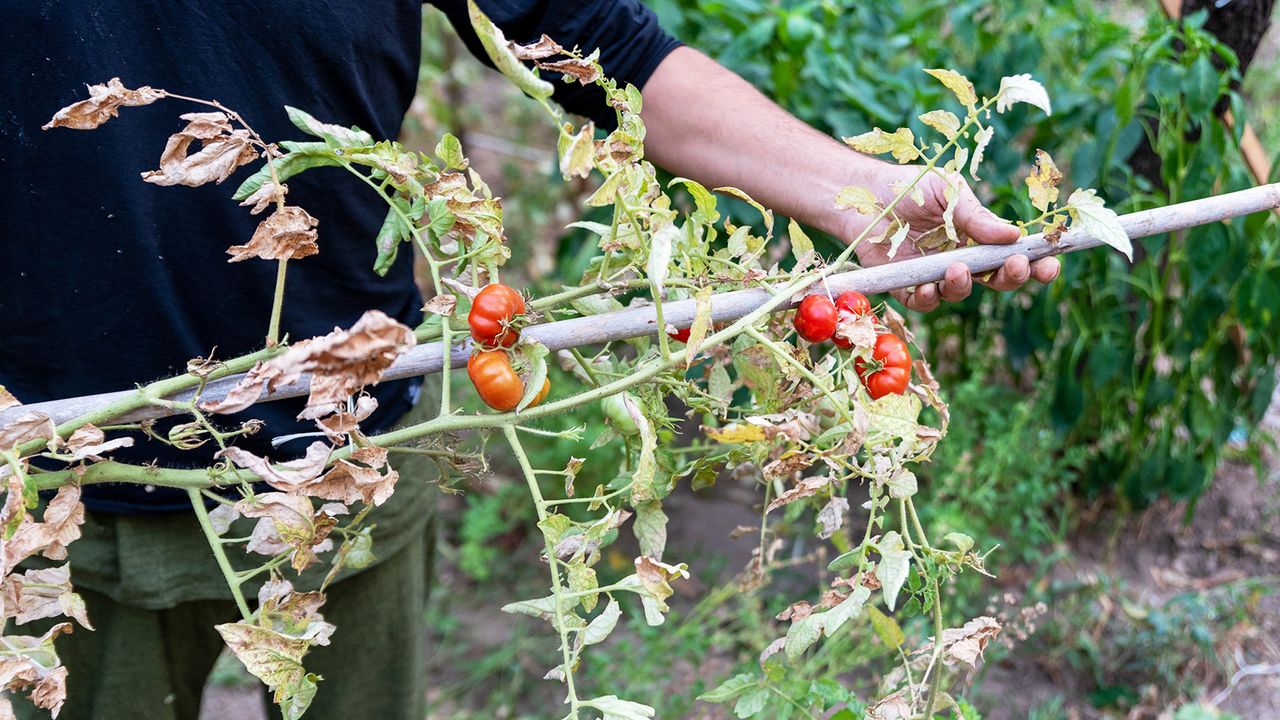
left=0, top=3, right=1131, bottom=718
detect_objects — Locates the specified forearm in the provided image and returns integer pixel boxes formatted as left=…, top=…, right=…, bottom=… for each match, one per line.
left=640, top=46, right=881, bottom=240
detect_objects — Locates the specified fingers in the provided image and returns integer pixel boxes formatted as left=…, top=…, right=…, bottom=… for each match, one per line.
left=892, top=256, right=1060, bottom=312
left=953, top=183, right=1021, bottom=246
left=891, top=282, right=941, bottom=312
left=980, top=254, right=1031, bottom=291
left=938, top=262, right=972, bottom=303
left=1030, top=256, right=1061, bottom=283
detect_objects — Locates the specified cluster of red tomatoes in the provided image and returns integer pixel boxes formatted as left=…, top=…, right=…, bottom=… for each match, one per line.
left=466, top=284, right=549, bottom=411
left=792, top=291, right=911, bottom=399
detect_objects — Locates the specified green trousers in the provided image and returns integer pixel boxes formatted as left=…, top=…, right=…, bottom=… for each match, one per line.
left=12, top=521, right=433, bottom=720
left=10, top=399, right=442, bottom=720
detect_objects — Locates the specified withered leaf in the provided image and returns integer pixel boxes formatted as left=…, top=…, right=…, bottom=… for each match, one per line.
left=420, top=295, right=457, bottom=317
left=0, top=565, right=92, bottom=629
left=202, top=310, right=414, bottom=419
left=310, top=446, right=399, bottom=506
left=236, top=492, right=336, bottom=573
left=42, top=77, right=163, bottom=130
left=219, top=441, right=331, bottom=489
left=766, top=476, right=830, bottom=513
left=0, top=486, right=84, bottom=575
left=816, top=496, right=849, bottom=540
left=314, top=395, right=378, bottom=444
left=227, top=206, right=319, bottom=262
left=1026, top=149, right=1062, bottom=212
left=0, top=387, right=19, bottom=411
left=142, top=112, right=259, bottom=187
left=0, top=623, right=73, bottom=717
left=64, top=423, right=134, bottom=461
left=0, top=411, right=55, bottom=453
left=510, top=34, right=565, bottom=60
left=238, top=181, right=288, bottom=215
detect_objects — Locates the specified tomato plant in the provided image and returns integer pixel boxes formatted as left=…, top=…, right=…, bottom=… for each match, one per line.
left=7, top=11, right=1139, bottom=718
left=469, top=283, right=526, bottom=348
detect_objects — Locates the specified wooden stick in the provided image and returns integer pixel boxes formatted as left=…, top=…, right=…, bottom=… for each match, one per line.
left=5, top=183, right=1279, bottom=428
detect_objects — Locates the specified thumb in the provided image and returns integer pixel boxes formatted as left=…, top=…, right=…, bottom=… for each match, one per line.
left=953, top=184, right=1020, bottom=246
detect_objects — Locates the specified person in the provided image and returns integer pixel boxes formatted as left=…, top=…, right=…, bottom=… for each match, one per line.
left=0, top=1, right=1059, bottom=718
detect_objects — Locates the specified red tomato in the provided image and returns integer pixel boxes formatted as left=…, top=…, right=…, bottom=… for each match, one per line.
left=467, top=350, right=524, bottom=411
left=855, top=334, right=912, bottom=399
left=832, top=291, right=873, bottom=349
left=793, top=295, right=838, bottom=343
left=469, top=284, right=526, bottom=348
left=668, top=326, right=692, bottom=343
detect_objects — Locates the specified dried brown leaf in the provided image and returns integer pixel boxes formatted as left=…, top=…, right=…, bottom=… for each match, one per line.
left=766, top=476, right=831, bottom=513
left=202, top=310, right=414, bottom=419
left=0, top=486, right=84, bottom=575
left=64, top=423, right=134, bottom=461
left=141, top=112, right=258, bottom=187
left=42, top=77, right=163, bottom=130
left=0, top=411, right=55, bottom=453
left=226, top=206, right=319, bottom=262
left=238, top=181, right=288, bottom=215
left=314, top=395, right=378, bottom=444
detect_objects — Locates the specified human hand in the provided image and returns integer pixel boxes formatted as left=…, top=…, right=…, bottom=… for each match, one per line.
left=843, top=164, right=1060, bottom=312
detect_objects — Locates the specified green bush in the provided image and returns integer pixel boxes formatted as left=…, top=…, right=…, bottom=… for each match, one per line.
left=653, top=1, right=1280, bottom=504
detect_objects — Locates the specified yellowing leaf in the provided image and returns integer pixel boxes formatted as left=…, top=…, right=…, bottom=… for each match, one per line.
left=704, top=423, right=768, bottom=444
left=924, top=68, right=978, bottom=108
left=866, top=605, right=905, bottom=649
left=843, top=127, right=920, bottom=164
left=558, top=122, right=596, bottom=179
left=834, top=185, right=880, bottom=215
left=1066, top=188, right=1131, bottom=260
left=466, top=0, right=554, bottom=100
left=788, top=218, right=814, bottom=264
left=918, top=109, right=961, bottom=139
left=1025, top=149, right=1062, bottom=212
left=997, top=74, right=1052, bottom=115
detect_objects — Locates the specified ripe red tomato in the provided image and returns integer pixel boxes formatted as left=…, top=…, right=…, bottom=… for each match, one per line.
left=832, top=291, right=873, bottom=349
left=467, top=350, right=524, bottom=411
left=793, top=295, right=838, bottom=343
left=855, top=334, right=912, bottom=399
left=469, top=284, right=526, bottom=348
left=668, top=326, right=692, bottom=343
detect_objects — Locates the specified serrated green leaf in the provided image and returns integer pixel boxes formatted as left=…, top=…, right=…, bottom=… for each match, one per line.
left=232, top=145, right=341, bottom=201
left=670, top=177, right=720, bottom=226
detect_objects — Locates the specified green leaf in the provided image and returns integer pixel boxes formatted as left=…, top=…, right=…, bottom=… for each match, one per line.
left=714, top=186, right=774, bottom=236
left=284, top=106, right=374, bottom=146
left=466, top=0, right=554, bottom=100
left=865, top=605, right=905, bottom=649
left=633, top=501, right=668, bottom=560
left=788, top=219, right=814, bottom=265
left=373, top=201, right=412, bottom=276
left=580, top=598, right=621, bottom=646
left=587, top=694, right=657, bottom=720
left=514, top=340, right=550, bottom=412
left=435, top=132, right=466, bottom=170
left=232, top=144, right=341, bottom=201
left=670, top=177, right=720, bottom=226
left=943, top=532, right=974, bottom=554
left=698, top=673, right=757, bottom=703
left=733, top=688, right=770, bottom=718
left=885, top=469, right=917, bottom=499
left=784, top=586, right=870, bottom=660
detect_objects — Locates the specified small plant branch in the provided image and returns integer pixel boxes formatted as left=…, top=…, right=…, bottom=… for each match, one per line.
left=187, top=487, right=253, bottom=620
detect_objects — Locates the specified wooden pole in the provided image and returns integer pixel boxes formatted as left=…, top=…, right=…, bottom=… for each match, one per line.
left=5, top=182, right=1278, bottom=429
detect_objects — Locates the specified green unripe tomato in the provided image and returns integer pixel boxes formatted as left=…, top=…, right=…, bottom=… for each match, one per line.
left=602, top=393, right=641, bottom=436
left=815, top=389, right=850, bottom=431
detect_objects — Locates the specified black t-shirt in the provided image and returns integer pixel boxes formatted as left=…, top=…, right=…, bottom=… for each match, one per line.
left=0, top=1, right=679, bottom=513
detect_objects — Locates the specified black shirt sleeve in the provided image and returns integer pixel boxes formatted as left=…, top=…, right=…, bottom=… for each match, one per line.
left=432, top=0, right=682, bottom=128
